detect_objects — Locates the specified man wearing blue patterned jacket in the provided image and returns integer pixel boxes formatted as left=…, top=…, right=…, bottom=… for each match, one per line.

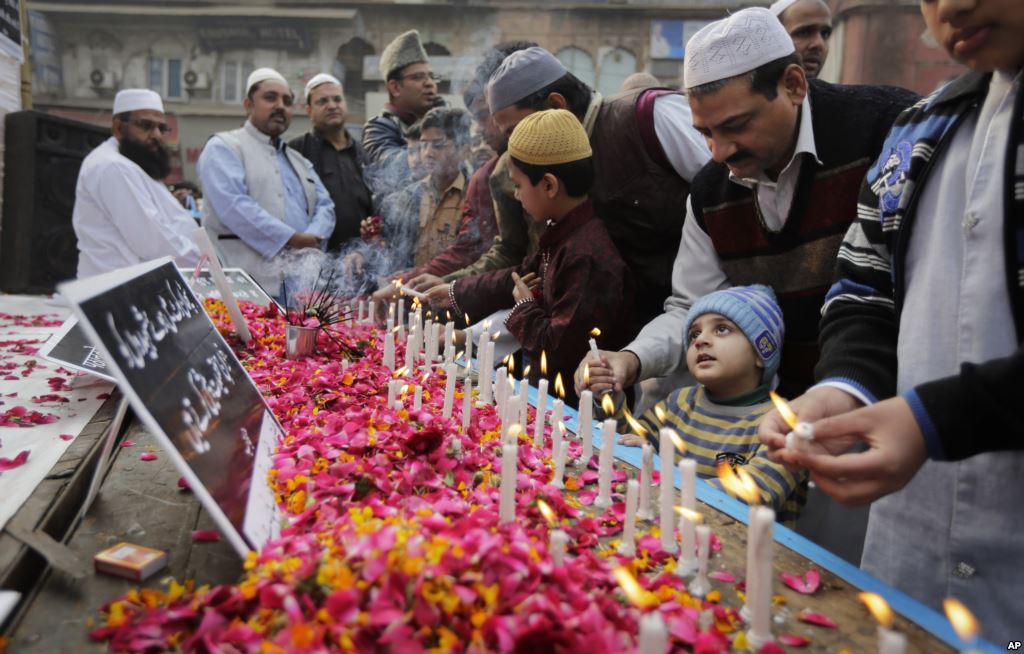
left=761, top=0, right=1024, bottom=639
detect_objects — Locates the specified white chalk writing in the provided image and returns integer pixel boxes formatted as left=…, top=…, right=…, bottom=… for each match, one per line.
left=106, top=279, right=198, bottom=369
left=180, top=349, right=236, bottom=454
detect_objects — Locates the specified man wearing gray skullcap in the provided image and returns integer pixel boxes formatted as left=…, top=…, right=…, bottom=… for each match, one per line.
left=198, top=67, right=335, bottom=294
left=363, top=30, right=440, bottom=180
left=290, top=74, right=372, bottom=250
left=424, top=45, right=711, bottom=340
left=771, top=0, right=833, bottom=79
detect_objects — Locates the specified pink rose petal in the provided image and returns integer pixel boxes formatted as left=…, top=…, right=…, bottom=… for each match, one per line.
left=778, top=634, right=812, bottom=647
left=191, top=530, right=221, bottom=542
left=139, top=452, right=158, bottom=461
left=709, top=570, right=735, bottom=583
left=120, top=439, right=136, bottom=448
left=59, top=434, right=75, bottom=441
left=780, top=569, right=821, bottom=594
left=0, top=450, right=30, bottom=471
left=798, top=610, right=838, bottom=629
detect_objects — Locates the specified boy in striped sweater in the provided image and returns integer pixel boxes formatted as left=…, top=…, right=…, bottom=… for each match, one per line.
left=611, top=285, right=805, bottom=522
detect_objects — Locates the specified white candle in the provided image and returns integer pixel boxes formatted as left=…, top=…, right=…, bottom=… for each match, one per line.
left=577, top=389, right=593, bottom=465
left=658, top=429, right=677, bottom=554
left=464, top=328, right=473, bottom=364
left=519, top=379, right=530, bottom=427
left=368, top=299, right=377, bottom=323
left=638, top=443, right=654, bottom=521
left=404, top=325, right=416, bottom=370
left=430, top=321, right=441, bottom=364
left=383, top=330, right=395, bottom=370
left=423, top=319, right=434, bottom=364
left=499, top=441, right=517, bottom=524
left=552, top=439, right=569, bottom=489
left=588, top=337, right=600, bottom=362
left=444, top=321, right=455, bottom=353
left=550, top=529, right=568, bottom=566
left=495, top=366, right=508, bottom=436
left=442, top=364, right=456, bottom=418
left=398, top=298, right=405, bottom=327
left=461, top=375, right=473, bottom=432
left=551, top=417, right=564, bottom=466
left=549, top=399, right=564, bottom=444
left=594, top=419, right=615, bottom=509
left=688, top=524, right=712, bottom=598
left=356, top=300, right=364, bottom=322
left=533, top=379, right=549, bottom=447
left=785, top=421, right=815, bottom=451
left=637, top=612, right=668, bottom=654
left=413, top=384, right=422, bottom=410
left=476, top=329, right=490, bottom=370
left=386, top=379, right=397, bottom=409
left=444, top=343, right=455, bottom=364
left=878, top=626, right=907, bottom=654
left=479, top=339, right=494, bottom=404
left=677, top=459, right=698, bottom=577
left=386, top=304, right=395, bottom=332
left=618, top=478, right=639, bottom=557
left=743, top=504, right=775, bottom=649
left=504, top=394, right=519, bottom=443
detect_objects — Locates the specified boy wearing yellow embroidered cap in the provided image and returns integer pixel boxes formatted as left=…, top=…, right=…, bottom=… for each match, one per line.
left=446, top=109, right=633, bottom=406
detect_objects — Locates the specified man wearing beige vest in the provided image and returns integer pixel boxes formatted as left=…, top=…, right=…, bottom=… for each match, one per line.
left=198, top=68, right=335, bottom=294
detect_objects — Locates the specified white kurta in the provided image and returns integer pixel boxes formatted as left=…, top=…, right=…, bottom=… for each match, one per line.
left=72, top=137, right=201, bottom=278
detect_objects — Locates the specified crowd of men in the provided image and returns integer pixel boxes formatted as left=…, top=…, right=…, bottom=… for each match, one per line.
left=67, top=0, right=1022, bottom=642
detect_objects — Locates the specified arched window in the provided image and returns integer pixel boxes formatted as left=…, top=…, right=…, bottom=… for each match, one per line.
left=597, top=47, right=637, bottom=96
left=555, top=46, right=595, bottom=88
left=336, top=37, right=375, bottom=118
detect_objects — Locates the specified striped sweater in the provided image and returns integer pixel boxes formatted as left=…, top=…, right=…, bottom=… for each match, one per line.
left=617, top=385, right=806, bottom=524
left=817, top=71, right=1024, bottom=460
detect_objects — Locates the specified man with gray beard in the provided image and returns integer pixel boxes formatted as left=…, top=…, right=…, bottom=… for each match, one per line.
left=72, top=89, right=200, bottom=278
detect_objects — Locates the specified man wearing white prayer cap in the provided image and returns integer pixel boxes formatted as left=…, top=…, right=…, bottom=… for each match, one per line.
left=770, top=0, right=833, bottom=79
left=198, top=67, right=335, bottom=294
left=580, top=10, right=917, bottom=548
left=289, top=73, right=372, bottom=250
left=72, top=89, right=201, bottom=278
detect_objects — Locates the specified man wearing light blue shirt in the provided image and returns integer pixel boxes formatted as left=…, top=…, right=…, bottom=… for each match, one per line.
left=198, top=67, right=334, bottom=293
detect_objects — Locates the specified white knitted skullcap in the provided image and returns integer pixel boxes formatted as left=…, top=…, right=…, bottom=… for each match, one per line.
left=246, top=67, right=289, bottom=95
left=683, top=7, right=796, bottom=89
left=113, top=89, right=164, bottom=114
left=304, top=73, right=342, bottom=99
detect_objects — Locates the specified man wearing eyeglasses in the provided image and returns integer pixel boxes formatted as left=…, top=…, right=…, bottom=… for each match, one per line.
left=289, top=73, right=373, bottom=251
left=198, top=68, right=335, bottom=294
left=72, top=88, right=201, bottom=278
left=363, top=30, right=441, bottom=183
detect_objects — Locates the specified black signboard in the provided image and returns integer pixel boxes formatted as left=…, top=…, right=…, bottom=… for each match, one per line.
left=185, top=267, right=276, bottom=307
left=60, top=258, right=281, bottom=555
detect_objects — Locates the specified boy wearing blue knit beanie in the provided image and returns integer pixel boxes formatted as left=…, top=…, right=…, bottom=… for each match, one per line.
left=612, top=284, right=805, bottom=521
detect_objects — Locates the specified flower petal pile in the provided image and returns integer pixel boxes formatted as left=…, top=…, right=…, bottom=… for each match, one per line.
left=90, top=300, right=761, bottom=653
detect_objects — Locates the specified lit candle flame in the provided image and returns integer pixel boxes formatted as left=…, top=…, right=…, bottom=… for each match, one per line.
left=666, top=429, right=686, bottom=454
left=557, top=420, right=567, bottom=434
left=769, top=391, right=799, bottom=431
left=507, top=424, right=523, bottom=441
left=541, top=350, right=548, bottom=376
left=492, top=332, right=500, bottom=341
left=583, top=363, right=590, bottom=387
left=392, top=325, right=401, bottom=333
left=675, top=506, right=704, bottom=524
left=464, top=312, right=470, bottom=325
left=612, top=566, right=655, bottom=609
left=456, top=349, right=465, bottom=361
left=943, top=597, right=980, bottom=642
left=716, top=461, right=761, bottom=505
left=507, top=356, right=515, bottom=374
left=623, top=407, right=648, bottom=437
left=554, top=373, right=565, bottom=399
left=858, top=592, right=894, bottom=628
left=400, top=384, right=410, bottom=397
left=392, top=366, right=409, bottom=378
left=446, top=310, right=452, bottom=321
left=537, top=499, right=556, bottom=525
left=420, top=371, right=430, bottom=384
left=601, top=393, right=616, bottom=415
left=590, top=327, right=602, bottom=337
left=523, top=365, right=531, bottom=378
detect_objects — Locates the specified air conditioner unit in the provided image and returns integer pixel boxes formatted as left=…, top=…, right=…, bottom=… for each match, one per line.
left=89, top=69, right=116, bottom=90
left=183, top=70, right=210, bottom=90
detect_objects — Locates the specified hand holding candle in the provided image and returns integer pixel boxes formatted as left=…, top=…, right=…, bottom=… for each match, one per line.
left=770, top=391, right=815, bottom=452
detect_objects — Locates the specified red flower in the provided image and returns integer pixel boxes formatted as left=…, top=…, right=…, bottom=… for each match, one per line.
left=404, top=426, right=445, bottom=456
